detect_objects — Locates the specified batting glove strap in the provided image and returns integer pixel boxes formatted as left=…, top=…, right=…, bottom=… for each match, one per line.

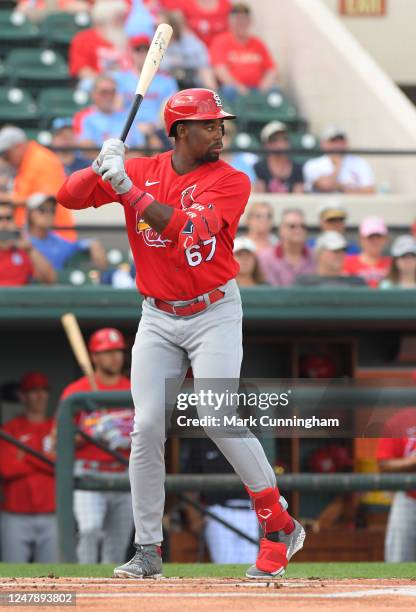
left=121, top=185, right=155, bottom=215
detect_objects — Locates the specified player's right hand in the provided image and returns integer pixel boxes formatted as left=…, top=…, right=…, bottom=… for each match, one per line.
left=92, top=139, right=126, bottom=175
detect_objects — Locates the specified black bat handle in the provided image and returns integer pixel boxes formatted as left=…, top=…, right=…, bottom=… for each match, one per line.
left=119, top=94, right=144, bottom=143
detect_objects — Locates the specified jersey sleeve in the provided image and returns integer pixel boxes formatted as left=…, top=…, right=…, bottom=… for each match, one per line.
left=57, top=168, right=122, bottom=210
left=376, top=437, right=403, bottom=461
left=0, top=424, right=35, bottom=479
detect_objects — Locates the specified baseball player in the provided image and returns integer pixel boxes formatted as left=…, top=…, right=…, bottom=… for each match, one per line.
left=60, top=328, right=133, bottom=564
left=57, top=88, right=305, bottom=578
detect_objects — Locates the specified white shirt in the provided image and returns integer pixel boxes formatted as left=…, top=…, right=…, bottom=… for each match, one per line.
left=303, top=154, right=375, bottom=192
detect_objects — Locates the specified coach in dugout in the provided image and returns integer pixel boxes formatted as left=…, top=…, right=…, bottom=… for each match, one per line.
left=0, top=372, right=57, bottom=563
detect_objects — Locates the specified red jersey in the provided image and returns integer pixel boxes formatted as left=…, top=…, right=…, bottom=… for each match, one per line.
left=0, top=248, right=33, bottom=286
left=61, top=151, right=250, bottom=301
left=210, top=32, right=275, bottom=88
left=0, top=416, right=55, bottom=513
left=343, top=255, right=391, bottom=288
left=181, top=0, right=231, bottom=47
left=376, top=408, right=416, bottom=499
left=60, top=375, right=132, bottom=467
left=69, top=29, right=131, bottom=77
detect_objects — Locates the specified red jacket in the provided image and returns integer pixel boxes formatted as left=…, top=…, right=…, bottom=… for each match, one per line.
left=0, top=416, right=55, bottom=513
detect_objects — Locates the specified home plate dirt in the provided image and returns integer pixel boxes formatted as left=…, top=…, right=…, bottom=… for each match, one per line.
left=1, top=577, right=416, bottom=611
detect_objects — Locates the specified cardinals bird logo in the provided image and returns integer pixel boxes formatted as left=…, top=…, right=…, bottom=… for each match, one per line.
left=136, top=215, right=169, bottom=248
left=181, top=184, right=197, bottom=209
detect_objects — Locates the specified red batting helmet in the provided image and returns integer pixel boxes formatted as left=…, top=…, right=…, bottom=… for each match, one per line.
left=88, top=328, right=126, bottom=353
left=164, top=88, right=236, bottom=137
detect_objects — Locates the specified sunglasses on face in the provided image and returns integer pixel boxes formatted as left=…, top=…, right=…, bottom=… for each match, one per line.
left=285, top=223, right=307, bottom=230
left=326, top=217, right=346, bottom=223
left=97, top=89, right=116, bottom=95
left=37, top=206, right=55, bottom=215
left=251, top=212, right=273, bottom=220
left=0, top=214, right=13, bottom=221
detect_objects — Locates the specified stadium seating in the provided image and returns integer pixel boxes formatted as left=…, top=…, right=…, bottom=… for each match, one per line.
left=23, top=128, right=52, bottom=146
left=0, top=10, right=40, bottom=55
left=289, top=131, right=320, bottom=163
left=40, top=12, right=91, bottom=56
left=232, top=132, right=261, bottom=151
left=4, top=48, right=71, bottom=94
left=38, top=87, right=90, bottom=126
left=0, top=86, right=39, bottom=127
left=235, top=91, right=301, bottom=131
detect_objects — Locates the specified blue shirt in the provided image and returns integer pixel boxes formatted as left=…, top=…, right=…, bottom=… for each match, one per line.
left=29, top=232, right=90, bottom=270
left=79, top=109, right=145, bottom=148
left=307, top=237, right=361, bottom=255
left=112, top=71, right=178, bottom=121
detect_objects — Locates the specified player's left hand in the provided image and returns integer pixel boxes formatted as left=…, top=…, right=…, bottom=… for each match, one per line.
left=92, top=138, right=126, bottom=175
left=99, top=156, right=133, bottom=194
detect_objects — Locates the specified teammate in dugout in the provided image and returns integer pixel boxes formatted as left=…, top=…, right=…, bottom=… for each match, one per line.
left=60, top=328, right=133, bottom=564
left=57, top=88, right=305, bottom=578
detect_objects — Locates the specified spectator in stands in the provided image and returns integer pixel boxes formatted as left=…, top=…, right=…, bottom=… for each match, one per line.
left=253, top=121, right=304, bottom=194
left=0, top=126, right=75, bottom=240
left=221, top=121, right=258, bottom=182
left=0, top=372, right=57, bottom=562
left=303, top=125, right=376, bottom=194
left=17, top=0, right=91, bottom=22
left=27, top=193, right=107, bottom=272
left=258, top=208, right=315, bottom=286
left=179, top=0, right=231, bottom=48
left=51, top=118, right=91, bottom=176
left=160, top=10, right=217, bottom=89
left=69, top=0, right=132, bottom=91
left=306, top=201, right=360, bottom=255
left=76, top=75, right=146, bottom=148
left=245, top=201, right=277, bottom=254
left=343, top=217, right=391, bottom=288
left=112, top=35, right=178, bottom=146
left=380, top=235, right=416, bottom=289
left=296, top=231, right=365, bottom=287
left=60, top=328, right=133, bottom=563
left=0, top=201, right=56, bottom=286
left=377, top=408, right=416, bottom=562
left=210, top=2, right=278, bottom=101
left=234, top=236, right=265, bottom=287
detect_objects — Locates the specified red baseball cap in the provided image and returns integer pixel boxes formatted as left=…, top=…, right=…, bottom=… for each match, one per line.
left=130, top=35, right=151, bottom=49
left=88, top=328, right=126, bottom=353
left=20, top=372, right=49, bottom=392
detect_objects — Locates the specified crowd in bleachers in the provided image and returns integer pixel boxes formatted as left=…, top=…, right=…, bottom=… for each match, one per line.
left=0, top=0, right=413, bottom=290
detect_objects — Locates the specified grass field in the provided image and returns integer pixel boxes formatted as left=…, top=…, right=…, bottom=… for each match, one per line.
left=0, top=562, right=415, bottom=579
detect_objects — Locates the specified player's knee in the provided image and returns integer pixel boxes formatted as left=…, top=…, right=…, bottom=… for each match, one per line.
left=131, top=419, right=164, bottom=445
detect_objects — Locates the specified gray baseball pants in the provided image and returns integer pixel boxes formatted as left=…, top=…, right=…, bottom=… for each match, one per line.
left=1, top=512, right=58, bottom=562
left=129, top=279, right=277, bottom=545
left=385, top=492, right=416, bottom=562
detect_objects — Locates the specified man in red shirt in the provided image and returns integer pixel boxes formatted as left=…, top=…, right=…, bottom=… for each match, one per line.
left=69, top=0, right=131, bottom=88
left=0, top=372, right=57, bottom=562
left=60, top=328, right=133, bottom=564
left=57, top=87, right=305, bottom=579
left=0, top=201, right=56, bottom=286
left=180, top=0, right=231, bottom=48
left=377, top=407, right=416, bottom=561
left=210, top=2, right=278, bottom=100
left=343, top=216, right=391, bottom=288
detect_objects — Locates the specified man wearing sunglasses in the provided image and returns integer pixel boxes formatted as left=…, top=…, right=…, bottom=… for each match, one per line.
left=26, top=193, right=107, bottom=272
left=258, top=208, right=315, bottom=286
left=0, top=201, right=55, bottom=286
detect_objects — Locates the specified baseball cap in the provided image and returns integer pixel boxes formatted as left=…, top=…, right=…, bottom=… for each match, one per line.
left=360, top=216, right=388, bottom=237
left=318, top=200, right=347, bottom=221
left=27, top=193, right=57, bottom=210
left=51, top=117, right=73, bottom=132
left=320, top=124, right=347, bottom=141
left=233, top=236, right=256, bottom=254
left=20, top=372, right=49, bottom=392
left=88, top=328, right=126, bottom=353
left=230, top=2, right=251, bottom=14
left=260, top=121, right=288, bottom=144
left=130, top=35, right=151, bottom=49
left=391, top=235, right=416, bottom=258
left=0, top=126, right=27, bottom=154
left=315, top=231, right=347, bottom=251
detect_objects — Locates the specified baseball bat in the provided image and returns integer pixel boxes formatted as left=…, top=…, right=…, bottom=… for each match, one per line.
left=119, top=23, right=173, bottom=142
left=61, top=313, right=98, bottom=391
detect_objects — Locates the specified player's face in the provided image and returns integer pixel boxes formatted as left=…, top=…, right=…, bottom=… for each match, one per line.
left=92, top=349, right=124, bottom=376
left=185, top=120, right=225, bottom=163
left=21, top=388, right=49, bottom=415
